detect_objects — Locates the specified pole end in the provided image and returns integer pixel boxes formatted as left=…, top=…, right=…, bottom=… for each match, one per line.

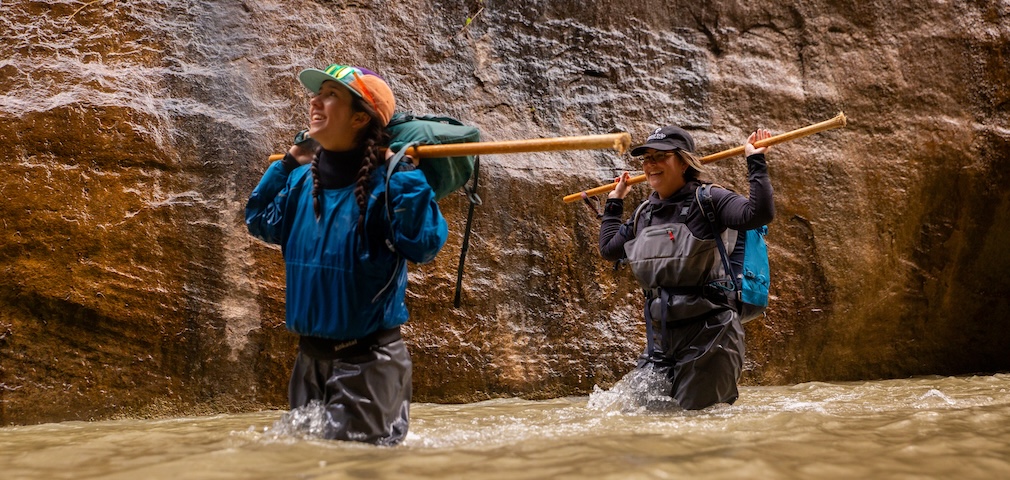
left=614, top=132, right=632, bottom=155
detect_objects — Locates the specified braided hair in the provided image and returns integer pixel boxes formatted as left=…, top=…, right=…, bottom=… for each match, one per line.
left=309, top=96, right=390, bottom=231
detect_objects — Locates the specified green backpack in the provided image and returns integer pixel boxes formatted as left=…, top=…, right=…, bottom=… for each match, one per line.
left=384, top=111, right=482, bottom=308
left=386, top=111, right=480, bottom=201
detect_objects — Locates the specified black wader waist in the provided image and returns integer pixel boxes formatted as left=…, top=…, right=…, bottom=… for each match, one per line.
left=299, top=326, right=402, bottom=360
left=646, top=285, right=733, bottom=302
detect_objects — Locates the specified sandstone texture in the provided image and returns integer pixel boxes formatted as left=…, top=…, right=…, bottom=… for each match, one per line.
left=1, top=0, right=1008, bottom=424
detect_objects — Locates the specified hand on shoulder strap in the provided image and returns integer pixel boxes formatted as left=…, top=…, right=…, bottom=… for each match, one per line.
left=385, top=145, right=418, bottom=167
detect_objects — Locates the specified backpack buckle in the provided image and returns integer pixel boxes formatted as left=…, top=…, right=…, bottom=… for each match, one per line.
left=706, top=279, right=736, bottom=293
left=465, top=185, right=483, bottom=206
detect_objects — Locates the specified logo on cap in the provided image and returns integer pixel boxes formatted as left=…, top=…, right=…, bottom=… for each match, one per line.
left=646, top=128, right=667, bottom=142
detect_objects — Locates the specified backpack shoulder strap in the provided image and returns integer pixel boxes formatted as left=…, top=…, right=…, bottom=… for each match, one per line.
left=383, top=141, right=421, bottom=232
left=696, top=183, right=724, bottom=223
left=630, top=200, right=651, bottom=238
left=453, top=155, right=481, bottom=308
left=696, top=183, right=737, bottom=292
left=370, top=142, right=420, bottom=304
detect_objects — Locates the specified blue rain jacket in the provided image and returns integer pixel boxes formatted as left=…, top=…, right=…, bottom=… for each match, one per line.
left=245, top=160, right=448, bottom=340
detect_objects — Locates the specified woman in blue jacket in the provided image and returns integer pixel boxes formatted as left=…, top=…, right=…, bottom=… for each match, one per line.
left=246, top=64, right=448, bottom=445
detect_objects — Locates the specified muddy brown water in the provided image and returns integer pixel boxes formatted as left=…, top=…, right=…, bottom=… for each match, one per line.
left=2, top=372, right=1008, bottom=479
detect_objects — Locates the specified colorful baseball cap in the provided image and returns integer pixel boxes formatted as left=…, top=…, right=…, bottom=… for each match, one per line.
left=298, top=64, right=396, bottom=126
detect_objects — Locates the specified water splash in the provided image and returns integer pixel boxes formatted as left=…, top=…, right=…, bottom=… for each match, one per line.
left=586, top=364, right=680, bottom=414
left=919, top=388, right=956, bottom=405
left=260, top=400, right=329, bottom=442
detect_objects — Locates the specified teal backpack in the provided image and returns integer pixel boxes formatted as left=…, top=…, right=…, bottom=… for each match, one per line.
left=697, top=184, right=770, bottom=323
left=386, top=112, right=480, bottom=201
left=384, top=111, right=482, bottom=307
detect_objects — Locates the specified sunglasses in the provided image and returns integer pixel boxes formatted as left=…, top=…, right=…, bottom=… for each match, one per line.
left=639, top=151, right=675, bottom=166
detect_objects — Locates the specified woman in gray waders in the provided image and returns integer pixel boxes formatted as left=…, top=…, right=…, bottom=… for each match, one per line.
left=598, top=126, right=774, bottom=410
left=246, top=64, right=448, bottom=444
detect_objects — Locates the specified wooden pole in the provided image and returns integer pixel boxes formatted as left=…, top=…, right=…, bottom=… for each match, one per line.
left=267, top=133, right=632, bottom=163
left=561, top=112, right=848, bottom=203
left=406, top=133, right=631, bottom=158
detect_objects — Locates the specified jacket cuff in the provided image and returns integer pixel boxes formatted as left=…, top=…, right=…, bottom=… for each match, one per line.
left=281, top=152, right=301, bottom=173
left=604, top=198, right=624, bottom=217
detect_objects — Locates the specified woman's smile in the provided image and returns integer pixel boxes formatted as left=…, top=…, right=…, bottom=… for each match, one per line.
left=309, top=110, right=326, bottom=126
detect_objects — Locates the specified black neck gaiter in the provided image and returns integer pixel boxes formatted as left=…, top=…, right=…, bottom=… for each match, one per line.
left=316, top=147, right=366, bottom=189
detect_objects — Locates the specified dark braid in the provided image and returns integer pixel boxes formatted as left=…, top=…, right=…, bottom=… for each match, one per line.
left=353, top=118, right=390, bottom=232
left=311, top=155, right=322, bottom=218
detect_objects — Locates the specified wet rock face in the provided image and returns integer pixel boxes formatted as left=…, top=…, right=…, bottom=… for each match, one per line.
left=1, top=0, right=1008, bottom=423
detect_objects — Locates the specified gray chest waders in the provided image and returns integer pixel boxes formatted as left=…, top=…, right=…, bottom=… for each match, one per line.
left=624, top=204, right=737, bottom=357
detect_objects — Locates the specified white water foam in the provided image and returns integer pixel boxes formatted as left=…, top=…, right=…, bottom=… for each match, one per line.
left=259, top=400, right=329, bottom=442
left=586, top=364, right=680, bottom=414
